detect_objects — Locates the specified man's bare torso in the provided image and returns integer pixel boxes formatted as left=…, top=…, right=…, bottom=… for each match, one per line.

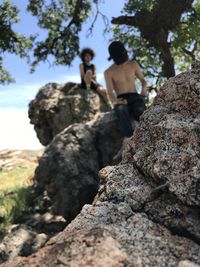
left=105, top=61, right=137, bottom=96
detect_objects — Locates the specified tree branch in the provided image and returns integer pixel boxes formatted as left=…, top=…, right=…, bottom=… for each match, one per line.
left=181, top=41, right=197, bottom=60
left=67, top=0, right=84, bottom=28
left=111, top=15, right=136, bottom=26
left=87, top=3, right=109, bottom=37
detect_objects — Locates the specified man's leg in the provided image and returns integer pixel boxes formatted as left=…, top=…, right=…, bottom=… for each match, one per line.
left=129, top=94, right=146, bottom=121
left=114, top=104, right=133, bottom=137
left=134, top=105, right=146, bottom=121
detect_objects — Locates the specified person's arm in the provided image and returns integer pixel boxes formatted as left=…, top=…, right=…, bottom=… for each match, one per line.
left=79, top=63, right=85, bottom=79
left=104, top=70, right=117, bottom=104
left=134, top=61, right=148, bottom=97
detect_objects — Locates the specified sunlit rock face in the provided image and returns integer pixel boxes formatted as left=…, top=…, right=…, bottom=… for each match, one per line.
left=28, top=83, right=108, bottom=146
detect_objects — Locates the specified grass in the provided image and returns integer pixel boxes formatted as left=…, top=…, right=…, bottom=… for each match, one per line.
left=0, top=165, right=36, bottom=236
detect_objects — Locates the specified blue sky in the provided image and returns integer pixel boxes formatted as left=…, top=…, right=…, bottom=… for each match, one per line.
left=0, top=0, right=125, bottom=150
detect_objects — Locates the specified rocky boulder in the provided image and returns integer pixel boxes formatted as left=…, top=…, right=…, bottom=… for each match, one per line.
left=34, top=112, right=123, bottom=221
left=28, top=83, right=108, bottom=146
left=2, top=64, right=200, bottom=266
left=123, top=61, right=200, bottom=207
left=2, top=164, right=200, bottom=267
left=0, top=213, right=66, bottom=264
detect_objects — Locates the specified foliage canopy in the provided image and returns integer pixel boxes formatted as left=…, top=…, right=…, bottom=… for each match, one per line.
left=0, top=0, right=200, bottom=86
left=0, top=0, right=32, bottom=84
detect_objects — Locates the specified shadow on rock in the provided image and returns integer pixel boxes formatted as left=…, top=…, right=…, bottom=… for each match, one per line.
left=34, top=112, right=123, bottom=221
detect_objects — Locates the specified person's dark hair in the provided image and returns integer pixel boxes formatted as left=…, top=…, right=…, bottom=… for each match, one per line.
left=80, top=48, right=95, bottom=62
left=108, top=41, right=128, bottom=65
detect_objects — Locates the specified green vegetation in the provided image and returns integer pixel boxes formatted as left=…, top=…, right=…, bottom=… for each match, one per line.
left=0, top=0, right=33, bottom=84
left=0, top=166, right=35, bottom=236
left=112, top=0, right=200, bottom=85
left=0, top=0, right=199, bottom=86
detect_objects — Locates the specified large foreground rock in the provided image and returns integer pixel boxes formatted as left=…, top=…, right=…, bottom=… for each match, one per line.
left=2, top=63, right=200, bottom=266
left=123, top=61, right=200, bottom=207
left=119, top=61, right=200, bottom=243
left=34, top=112, right=123, bottom=221
left=2, top=164, right=200, bottom=267
left=28, top=83, right=108, bottom=145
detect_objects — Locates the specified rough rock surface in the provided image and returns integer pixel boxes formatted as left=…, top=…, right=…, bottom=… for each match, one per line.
left=123, top=61, right=200, bottom=207
left=28, top=83, right=108, bottom=145
left=0, top=213, right=66, bottom=264
left=2, top=63, right=200, bottom=266
left=0, top=224, right=48, bottom=264
left=0, top=85, right=120, bottom=264
left=34, top=112, right=123, bottom=221
left=2, top=165, right=200, bottom=267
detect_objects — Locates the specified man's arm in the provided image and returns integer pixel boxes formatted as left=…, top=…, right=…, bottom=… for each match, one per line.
left=133, top=61, right=148, bottom=97
left=104, top=70, right=117, bottom=104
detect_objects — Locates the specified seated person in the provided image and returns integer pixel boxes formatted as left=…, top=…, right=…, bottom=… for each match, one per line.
left=79, top=48, right=111, bottom=107
left=104, top=41, right=148, bottom=137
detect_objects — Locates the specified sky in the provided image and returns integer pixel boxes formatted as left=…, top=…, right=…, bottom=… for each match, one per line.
left=0, top=0, right=125, bottom=150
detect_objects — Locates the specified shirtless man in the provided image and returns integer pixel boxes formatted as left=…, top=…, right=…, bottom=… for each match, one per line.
left=104, top=41, right=148, bottom=137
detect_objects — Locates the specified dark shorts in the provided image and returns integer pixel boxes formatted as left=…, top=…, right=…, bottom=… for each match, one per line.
left=117, top=92, right=146, bottom=121
left=81, top=81, right=101, bottom=91
left=114, top=92, right=146, bottom=137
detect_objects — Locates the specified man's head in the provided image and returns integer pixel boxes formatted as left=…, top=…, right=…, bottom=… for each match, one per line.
left=108, top=41, right=128, bottom=65
left=80, top=48, right=95, bottom=63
